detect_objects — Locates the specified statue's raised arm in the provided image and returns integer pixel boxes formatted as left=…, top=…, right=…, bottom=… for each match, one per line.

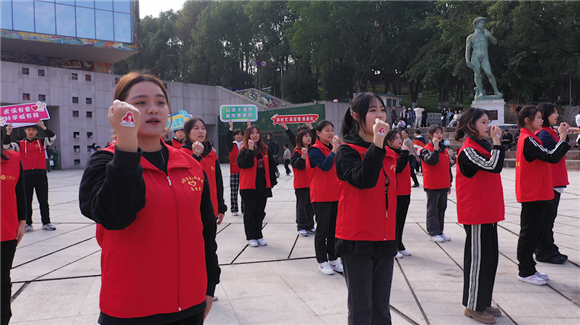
left=465, top=17, right=502, bottom=100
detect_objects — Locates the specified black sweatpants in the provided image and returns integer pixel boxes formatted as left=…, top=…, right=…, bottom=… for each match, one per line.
left=241, top=194, right=268, bottom=240
left=536, top=190, right=562, bottom=261
left=284, top=159, right=291, bottom=175
left=396, top=195, right=410, bottom=251
left=312, top=201, right=338, bottom=263
left=295, top=188, right=315, bottom=231
left=518, top=201, right=548, bottom=277
left=1, top=240, right=17, bottom=325
left=24, top=171, right=51, bottom=225
left=463, top=224, right=498, bottom=312
left=342, top=254, right=394, bottom=325
left=425, top=189, right=447, bottom=236
left=409, top=157, right=419, bottom=186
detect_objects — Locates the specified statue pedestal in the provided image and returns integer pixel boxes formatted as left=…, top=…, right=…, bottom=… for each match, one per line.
left=471, top=99, right=505, bottom=125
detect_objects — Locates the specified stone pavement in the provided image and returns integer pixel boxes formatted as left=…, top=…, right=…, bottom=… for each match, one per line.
left=8, top=166, right=580, bottom=325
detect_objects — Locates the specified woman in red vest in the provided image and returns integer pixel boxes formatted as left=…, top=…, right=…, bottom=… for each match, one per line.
left=420, top=126, right=453, bottom=243
left=79, top=72, right=220, bottom=324
left=514, top=105, right=570, bottom=285
left=225, top=120, right=249, bottom=216
left=455, top=108, right=505, bottom=324
left=237, top=126, right=277, bottom=247
left=182, top=117, right=227, bottom=225
left=534, top=103, right=569, bottom=264
left=335, top=93, right=396, bottom=324
left=385, top=130, right=413, bottom=259
left=1, top=126, right=26, bottom=325
left=291, top=129, right=316, bottom=237
left=308, top=120, right=343, bottom=275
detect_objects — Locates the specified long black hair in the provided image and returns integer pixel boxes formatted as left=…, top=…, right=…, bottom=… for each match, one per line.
left=537, top=103, right=558, bottom=127
left=183, top=117, right=209, bottom=144
left=1, top=127, right=9, bottom=160
left=455, top=108, right=488, bottom=141
left=341, top=92, right=385, bottom=137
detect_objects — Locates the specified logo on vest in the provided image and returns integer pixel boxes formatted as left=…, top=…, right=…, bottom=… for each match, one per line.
left=390, top=164, right=396, bottom=172
left=1, top=175, right=16, bottom=181
left=181, top=176, right=204, bottom=192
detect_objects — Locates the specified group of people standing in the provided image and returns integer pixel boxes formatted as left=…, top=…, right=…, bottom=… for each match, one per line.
left=1, top=69, right=573, bottom=325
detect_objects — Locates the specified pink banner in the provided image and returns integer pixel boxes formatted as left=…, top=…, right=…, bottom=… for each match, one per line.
left=271, top=113, right=319, bottom=125
left=0, top=102, right=51, bottom=127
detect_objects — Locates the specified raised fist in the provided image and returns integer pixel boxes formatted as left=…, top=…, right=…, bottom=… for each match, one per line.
left=108, top=99, right=141, bottom=152
left=192, top=141, right=204, bottom=156
left=248, top=139, right=255, bottom=150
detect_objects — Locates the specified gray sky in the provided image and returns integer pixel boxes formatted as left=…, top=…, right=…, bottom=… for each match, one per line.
left=139, top=0, right=186, bottom=19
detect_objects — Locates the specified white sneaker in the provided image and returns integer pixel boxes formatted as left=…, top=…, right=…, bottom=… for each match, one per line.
left=307, top=227, right=316, bottom=235
left=318, top=262, right=334, bottom=275
left=42, top=223, right=56, bottom=231
left=429, top=235, right=444, bottom=243
left=518, top=274, right=546, bottom=285
left=24, top=224, right=34, bottom=232
left=257, top=238, right=267, bottom=246
left=395, top=252, right=403, bottom=259
left=399, top=250, right=412, bottom=256
left=233, top=212, right=239, bottom=216
left=440, top=233, right=451, bottom=241
left=297, top=230, right=308, bottom=237
left=535, top=271, right=549, bottom=280
left=248, top=239, right=259, bottom=247
left=328, top=259, right=343, bottom=272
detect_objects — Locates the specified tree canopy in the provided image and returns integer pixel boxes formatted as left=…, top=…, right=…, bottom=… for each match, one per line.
left=116, top=1, right=580, bottom=107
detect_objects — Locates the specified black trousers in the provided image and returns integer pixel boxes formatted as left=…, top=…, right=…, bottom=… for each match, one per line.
left=536, top=190, right=562, bottom=261
left=396, top=195, right=411, bottom=251
left=1, top=240, right=17, bottom=325
left=165, top=311, right=204, bottom=325
left=284, top=159, right=291, bottom=175
left=415, top=159, right=422, bottom=173
left=409, top=157, right=419, bottom=186
left=425, top=189, right=447, bottom=236
left=295, top=188, right=315, bottom=231
left=463, top=224, right=498, bottom=312
left=24, top=172, right=51, bottom=225
left=517, top=201, right=548, bottom=277
left=241, top=194, right=268, bottom=240
left=312, top=201, right=338, bottom=263
left=342, top=254, right=394, bottom=325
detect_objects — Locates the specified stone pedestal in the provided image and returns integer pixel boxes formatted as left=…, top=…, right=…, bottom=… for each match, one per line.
left=471, top=99, right=505, bottom=125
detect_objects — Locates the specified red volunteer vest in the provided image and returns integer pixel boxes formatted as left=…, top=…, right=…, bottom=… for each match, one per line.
left=456, top=138, right=505, bottom=225
left=98, top=143, right=207, bottom=318
left=171, top=139, right=183, bottom=149
left=536, top=127, right=569, bottom=187
left=395, top=152, right=411, bottom=196
left=181, top=146, right=219, bottom=217
left=239, top=146, right=273, bottom=190
left=516, top=128, right=554, bottom=202
left=229, top=143, right=241, bottom=174
left=335, top=143, right=397, bottom=241
left=292, top=148, right=310, bottom=189
left=19, top=139, right=46, bottom=170
left=1, top=151, right=21, bottom=241
left=308, top=141, right=340, bottom=202
left=421, top=142, right=451, bottom=190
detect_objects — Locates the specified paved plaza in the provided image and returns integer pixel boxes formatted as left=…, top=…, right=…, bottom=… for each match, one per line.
left=7, top=165, right=580, bottom=325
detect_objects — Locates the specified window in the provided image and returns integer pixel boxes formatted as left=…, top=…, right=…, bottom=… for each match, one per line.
left=72, top=97, right=79, bottom=104
left=35, top=1, right=56, bottom=34
left=74, top=159, right=81, bottom=166
left=22, top=68, right=29, bottom=75
left=56, top=4, right=76, bottom=37
left=87, top=145, right=94, bottom=152
left=96, top=0, right=113, bottom=11
left=85, top=74, right=92, bottom=81
left=113, top=0, right=131, bottom=13
left=74, top=145, right=80, bottom=153
left=39, top=94, right=46, bottom=101
left=86, top=111, right=93, bottom=118
left=73, top=132, right=80, bottom=139
left=72, top=73, right=78, bottom=80
left=23, top=93, right=30, bottom=101
left=12, top=1, right=34, bottom=32
left=114, top=12, right=131, bottom=42
left=76, top=0, right=95, bottom=9
left=72, top=110, right=79, bottom=117
left=87, top=132, right=94, bottom=139
left=1, top=1, right=12, bottom=29
left=38, top=69, right=45, bottom=77
left=163, top=83, right=168, bottom=89
left=76, top=7, right=96, bottom=39
left=95, top=10, right=114, bottom=41
left=114, top=78, right=120, bottom=84
left=86, top=98, right=92, bottom=105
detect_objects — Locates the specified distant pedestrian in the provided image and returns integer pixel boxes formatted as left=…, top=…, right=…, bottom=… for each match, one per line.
left=391, top=106, right=398, bottom=125
left=413, top=130, right=427, bottom=174
left=266, top=134, right=280, bottom=178
left=500, top=129, right=513, bottom=151
left=226, top=120, right=249, bottom=216
left=420, top=126, right=453, bottom=243
left=402, top=130, right=420, bottom=187
left=455, top=108, right=505, bottom=324
left=283, top=144, right=291, bottom=175
left=414, top=106, right=424, bottom=128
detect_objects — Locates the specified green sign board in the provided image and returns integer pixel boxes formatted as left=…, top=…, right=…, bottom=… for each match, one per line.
left=219, top=105, right=258, bottom=122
